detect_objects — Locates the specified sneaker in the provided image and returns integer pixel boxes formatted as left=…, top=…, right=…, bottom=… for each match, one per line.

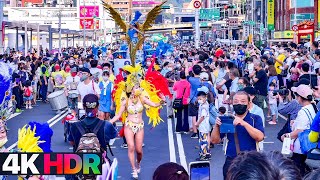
left=15, top=109, right=23, bottom=113
left=210, top=144, right=214, bottom=148
left=175, top=131, right=181, bottom=134
left=132, top=169, right=138, bottom=179
left=196, top=155, right=209, bottom=161
left=142, top=143, right=145, bottom=147
left=29, top=106, right=33, bottom=109
left=205, top=154, right=212, bottom=160
left=268, top=121, right=277, bottom=125
left=191, top=133, right=198, bottom=139
left=121, top=143, right=128, bottom=148
left=183, top=131, right=189, bottom=134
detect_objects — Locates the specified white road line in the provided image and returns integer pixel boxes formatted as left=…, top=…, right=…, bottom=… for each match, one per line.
left=174, top=118, right=188, bottom=172
left=263, top=141, right=275, bottom=144
left=167, top=118, right=177, bottom=163
left=47, top=109, right=68, bottom=124
left=7, top=111, right=68, bottom=151
left=279, top=114, right=288, bottom=121
left=7, top=112, right=21, bottom=120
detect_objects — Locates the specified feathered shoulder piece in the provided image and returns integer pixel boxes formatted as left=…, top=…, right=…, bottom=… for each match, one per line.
left=112, top=70, right=128, bottom=123
left=145, top=60, right=171, bottom=98
left=17, top=122, right=53, bottom=153
left=0, top=61, right=14, bottom=122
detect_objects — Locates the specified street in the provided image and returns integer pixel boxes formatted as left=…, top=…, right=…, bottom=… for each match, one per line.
left=5, top=102, right=285, bottom=180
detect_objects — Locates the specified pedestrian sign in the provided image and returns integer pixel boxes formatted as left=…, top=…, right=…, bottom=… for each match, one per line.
left=200, top=8, right=220, bottom=20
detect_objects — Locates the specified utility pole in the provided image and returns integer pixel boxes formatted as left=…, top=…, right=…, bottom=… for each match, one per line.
left=83, top=0, right=86, bottom=52
left=0, top=0, right=4, bottom=54
left=195, top=9, right=200, bottom=49
left=58, top=1, right=62, bottom=57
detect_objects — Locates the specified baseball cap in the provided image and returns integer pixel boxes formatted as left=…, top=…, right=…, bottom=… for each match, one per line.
left=80, top=67, right=91, bottom=75
left=315, top=49, right=320, bottom=56
left=43, top=57, right=49, bottom=61
left=291, top=84, right=313, bottom=100
left=197, top=86, right=209, bottom=94
left=200, top=72, right=209, bottom=81
left=83, top=94, right=99, bottom=114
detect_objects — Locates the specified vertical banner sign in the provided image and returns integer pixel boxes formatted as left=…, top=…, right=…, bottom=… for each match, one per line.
left=318, top=0, right=320, bottom=28
left=79, top=6, right=99, bottom=29
left=267, top=0, right=275, bottom=30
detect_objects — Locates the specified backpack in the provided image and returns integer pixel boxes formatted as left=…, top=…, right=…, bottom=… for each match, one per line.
left=24, top=87, right=31, bottom=97
left=75, top=120, right=104, bottom=153
left=209, top=103, right=218, bottom=126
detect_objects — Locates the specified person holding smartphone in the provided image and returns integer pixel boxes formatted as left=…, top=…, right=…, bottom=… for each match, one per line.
left=211, top=91, right=264, bottom=179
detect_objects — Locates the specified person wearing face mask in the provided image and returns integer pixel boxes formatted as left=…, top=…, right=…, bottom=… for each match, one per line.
left=164, top=62, right=178, bottom=119
left=274, top=48, right=286, bottom=87
left=50, top=64, right=66, bottom=92
left=102, top=63, right=116, bottom=83
left=98, top=71, right=114, bottom=120
left=281, top=84, right=317, bottom=176
left=77, top=68, right=101, bottom=103
left=39, top=58, right=50, bottom=103
left=160, top=61, right=170, bottom=76
left=211, top=91, right=264, bottom=180
left=64, top=67, right=80, bottom=113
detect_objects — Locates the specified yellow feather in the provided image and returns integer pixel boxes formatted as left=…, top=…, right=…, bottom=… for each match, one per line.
left=101, top=1, right=128, bottom=42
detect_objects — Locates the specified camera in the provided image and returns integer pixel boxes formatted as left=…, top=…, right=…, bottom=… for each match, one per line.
left=273, top=89, right=289, bottom=96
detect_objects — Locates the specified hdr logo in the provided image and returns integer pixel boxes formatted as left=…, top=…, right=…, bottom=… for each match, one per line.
left=0, top=153, right=102, bottom=175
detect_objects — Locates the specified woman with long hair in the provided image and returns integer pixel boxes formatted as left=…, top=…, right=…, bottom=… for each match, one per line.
left=110, top=65, right=168, bottom=179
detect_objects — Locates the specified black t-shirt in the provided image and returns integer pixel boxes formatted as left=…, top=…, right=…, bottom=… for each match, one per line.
left=254, top=69, right=268, bottom=96
left=299, top=74, right=318, bottom=89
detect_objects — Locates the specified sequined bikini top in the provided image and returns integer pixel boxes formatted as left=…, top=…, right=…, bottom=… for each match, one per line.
left=127, top=101, right=144, bottom=115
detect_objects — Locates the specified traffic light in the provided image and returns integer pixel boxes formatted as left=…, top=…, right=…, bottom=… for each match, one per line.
left=224, top=4, right=236, bottom=9
left=226, top=18, right=230, bottom=26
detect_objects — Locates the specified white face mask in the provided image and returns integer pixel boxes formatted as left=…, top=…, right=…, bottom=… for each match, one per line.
left=198, top=99, right=204, bottom=104
left=0, top=137, right=8, bottom=148
left=102, top=76, right=109, bottom=81
left=168, top=67, right=173, bottom=71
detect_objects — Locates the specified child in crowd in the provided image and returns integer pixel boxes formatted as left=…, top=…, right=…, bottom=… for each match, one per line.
left=196, top=90, right=211, bottom=161
left=268, top=83, right=278, bottom=125
left=23, top=80, right=33, bottom=109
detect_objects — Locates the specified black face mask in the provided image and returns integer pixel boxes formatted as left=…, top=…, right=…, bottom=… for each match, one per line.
left=233, top=104, right=248, bottom=115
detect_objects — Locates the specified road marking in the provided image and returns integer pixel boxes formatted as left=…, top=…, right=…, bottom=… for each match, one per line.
left=263, top=141, right=275, bottom=144
left=167, top=118, right=177, bottom=163
left=279, top=114, right=287, bottom=121
left=7, top=111, right=68, bottom=151
left=174, top=118, right=188, bottom=172
left=7, top=112, right=21, bottom=120
left=47, top=109, right=68, bottom=124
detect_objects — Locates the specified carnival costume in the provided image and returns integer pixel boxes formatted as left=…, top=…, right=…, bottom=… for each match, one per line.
left=103, top=1, right=171, bottom=129
left=0, top=61, right=14, bottom=180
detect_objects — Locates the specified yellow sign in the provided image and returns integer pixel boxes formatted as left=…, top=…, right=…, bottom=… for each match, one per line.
left=273, top=31, right=294, bottom=39
left=248, top=34, right=253, bottom=43
left=267, top=0, right=275, bottom=30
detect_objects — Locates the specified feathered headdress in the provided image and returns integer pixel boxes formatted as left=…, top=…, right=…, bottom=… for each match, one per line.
left=102, top=0, right=167, bottom=66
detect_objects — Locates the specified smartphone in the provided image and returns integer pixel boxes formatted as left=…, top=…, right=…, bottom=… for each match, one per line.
left=189, top=161, right=210, bottom=180
left=219, top=116, right=235, bottom=133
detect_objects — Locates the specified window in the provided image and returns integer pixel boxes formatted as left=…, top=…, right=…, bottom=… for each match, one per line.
left=290, top=13, right=314, bottom=27
left=290, top=0, right=314, bottom=8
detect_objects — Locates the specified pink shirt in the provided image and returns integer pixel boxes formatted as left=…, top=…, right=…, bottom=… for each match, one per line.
left=173, top=79, right=191, bottom=105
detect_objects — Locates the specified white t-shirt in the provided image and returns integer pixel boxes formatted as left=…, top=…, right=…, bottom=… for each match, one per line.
left=248, top=63, right=254, bottom=74
left=65, top=76, right=81, bottom=94
left=292, top=104, right=316, bottom=154
left=77, top=80, right=101, bottom=102
left=198, top=102, right=211, bottom=133
left=314, top=61, right=320, bottom=71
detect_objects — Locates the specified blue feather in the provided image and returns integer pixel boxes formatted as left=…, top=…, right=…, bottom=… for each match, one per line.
left=28, top=122, right=53, bottom=153
left=130, top=11, right=142, bottom=25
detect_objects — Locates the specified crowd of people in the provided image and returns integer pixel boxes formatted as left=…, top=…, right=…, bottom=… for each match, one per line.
left=1, top=40, right=320, bottom=179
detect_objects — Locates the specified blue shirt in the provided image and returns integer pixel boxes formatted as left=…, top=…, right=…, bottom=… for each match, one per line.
left=222, top=112, right=264, bottom=158
left=187, top=76, right=201, bottom=103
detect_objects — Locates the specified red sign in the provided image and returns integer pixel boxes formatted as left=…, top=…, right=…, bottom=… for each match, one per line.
left=296, top=21, right=314, bottom=43
left=79, top=18, right=99, bottom=30
left=193, top=0, right=201, bottom=8
left=22, top=0, right=43, bottom=5
left=291, top=25, right=298, bottom=31
left=79, top=6, right=99, bottom=18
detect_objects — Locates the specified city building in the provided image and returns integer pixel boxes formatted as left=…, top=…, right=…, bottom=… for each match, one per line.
left=273, top=0, right=319, bottom=40
left=105, top=0, right=131, bottom=20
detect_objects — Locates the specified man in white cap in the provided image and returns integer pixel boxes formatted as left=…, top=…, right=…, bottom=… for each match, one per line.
left=281, top=84, right=317, bottom=176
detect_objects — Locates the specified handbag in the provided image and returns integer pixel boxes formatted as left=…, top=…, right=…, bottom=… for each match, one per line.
left=173, top=88, right=186, bottom=109
left=281, top=137, right=293, bottom=156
